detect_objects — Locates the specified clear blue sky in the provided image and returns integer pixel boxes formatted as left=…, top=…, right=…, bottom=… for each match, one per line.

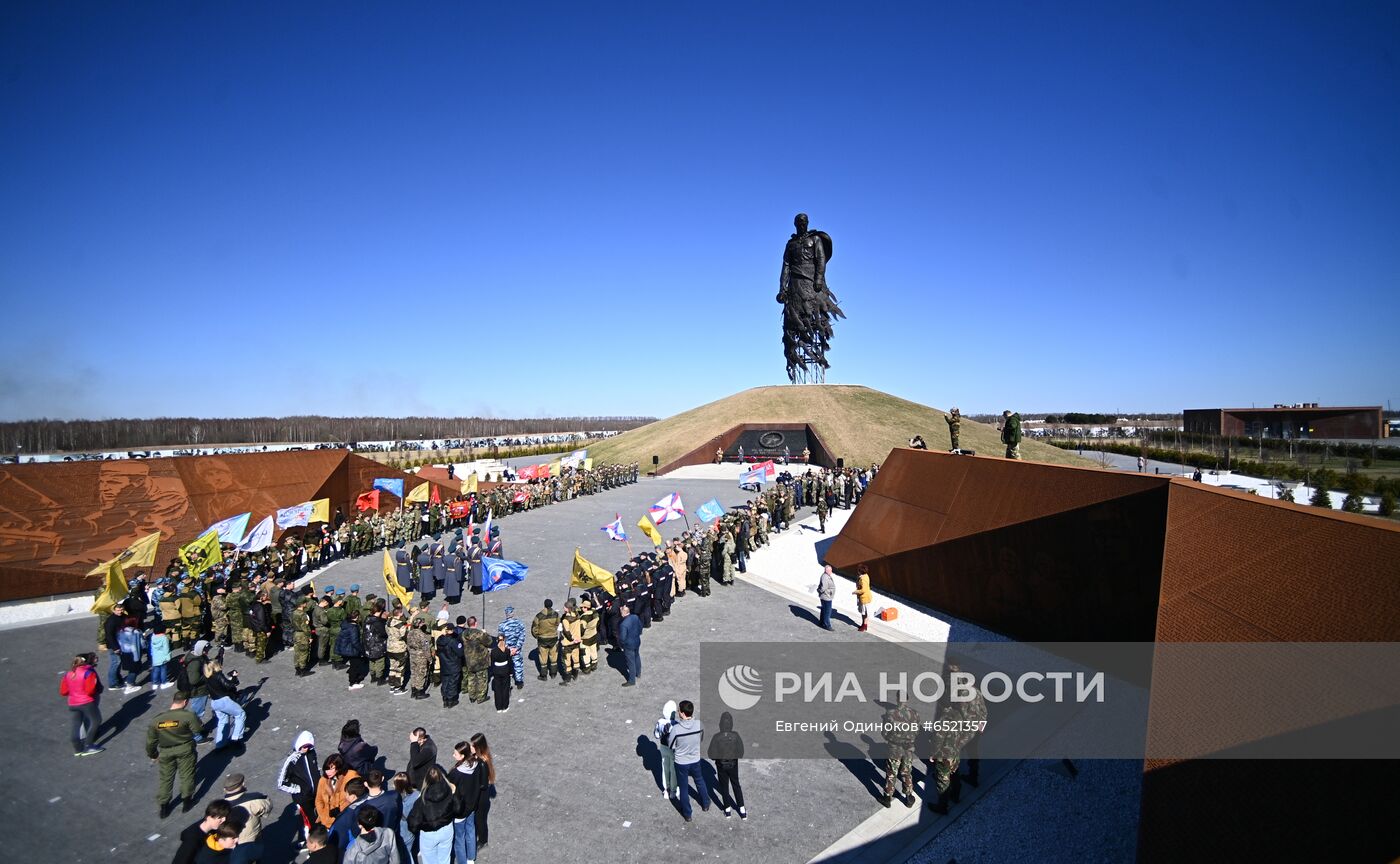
left=2, top=1, right=1397, bottom=421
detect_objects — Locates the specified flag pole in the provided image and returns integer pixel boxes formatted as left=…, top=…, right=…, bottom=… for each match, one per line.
left=682, top=513, right=691, bottom=531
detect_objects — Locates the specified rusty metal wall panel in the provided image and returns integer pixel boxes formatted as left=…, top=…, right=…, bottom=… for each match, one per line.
left=1158, top=482, right=1400, bottom=643
left=0, top=450, right=457, bottom=602
left=859, top=487, right=1168, bottom=641
left=828, top=449, right=1167, bottom=568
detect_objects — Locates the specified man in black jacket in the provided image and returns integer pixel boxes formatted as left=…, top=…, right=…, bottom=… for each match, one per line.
left=435, top=625, right=464, bottom=708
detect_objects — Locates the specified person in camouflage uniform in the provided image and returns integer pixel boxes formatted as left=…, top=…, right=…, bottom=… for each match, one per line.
left=880, top=700, right=921, bottom=807
left=816, top=491, right=829, bottom=533
left=292, top=593, right=315, bottom=676
left=1001, top=410, right=1022, bottom=460
left=927, top=666, right=987, bottom=814
left=210, top=587, right=230, bottom=648
left=225, top=583, right=247, bottom=653
left=406, top=617, right=433, bottom=699
left=497, top=606, right=527, bottom=688
left=462, top=617, right=492, bottom=702
left=312, top=594, right=332, bottom=665
left=558, top=598, right=582, bottom=684
left=716, top=525, right=735, bottom=586
left=693, top=533, right=712, bottom=596
left=386, top=605, right=408, bottom=693
left=945, top=408, right=962, bottom=451
left=326, top=593, right=347, bottom=667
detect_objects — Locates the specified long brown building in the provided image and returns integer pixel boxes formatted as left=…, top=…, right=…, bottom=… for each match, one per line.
left=1183, top=404, right=1385, bottom=439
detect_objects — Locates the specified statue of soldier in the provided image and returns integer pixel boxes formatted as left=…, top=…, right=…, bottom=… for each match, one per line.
left=778, top=213, right=843, bottom=382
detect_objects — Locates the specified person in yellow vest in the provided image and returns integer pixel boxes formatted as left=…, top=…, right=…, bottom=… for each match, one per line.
left=854, top=564, right=873, bottom=633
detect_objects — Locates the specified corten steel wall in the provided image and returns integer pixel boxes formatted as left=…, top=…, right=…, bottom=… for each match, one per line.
left=0, top=451, right=454, bottom=601
left=826, top=449, right=1170, bottom=640
left=825, top=449, right=1400, bottom=863
left=658, top=423, right=836, bottom=474
left=1137, top=481, right=1400, bottom=863
left=1181, top=409, right=1224, bottom=435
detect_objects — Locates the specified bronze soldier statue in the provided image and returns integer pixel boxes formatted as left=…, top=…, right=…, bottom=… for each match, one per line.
left=778, top=213, right=843, bottom=383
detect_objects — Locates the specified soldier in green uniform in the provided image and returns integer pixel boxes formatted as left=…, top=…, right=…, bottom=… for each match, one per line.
left=879, top=700, right=921, bottom=807
left=344, top=584, right=363, bottom=619
left=292, top=594, right=315, bottom=676
left=1001, top=410, right=1022, bottom=460
left=312, top=594, right=332, bottom=666
left=531, top=600, right=561, bottom=681
left=693, top=532, right=712, bottom=596
left=326, top=592, right=347, bottom=667
left=816, top=492, right=829, bottom=534
left=160, top=585, right=183, bottom=650
left=945, top=407, right=962, bottom=451
left=146, top=693, right=201, bottom=819
left=717, top=526, right=736, bottom=586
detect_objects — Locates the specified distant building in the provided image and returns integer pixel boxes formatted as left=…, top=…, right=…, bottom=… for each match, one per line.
left=1182, top=404, right=1385, bottom=439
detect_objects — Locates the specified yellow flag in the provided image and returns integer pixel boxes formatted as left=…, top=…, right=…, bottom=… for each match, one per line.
left=583, top=458, right=593, bottom=471
left=309, top=498, right=330, bottom=523
left=636, top=514, right=663, bottom=547
left=461, top=474, right=478, bottom=495
left=570, top=548, right=616, bottom=596
left=90, top=558, right=129, bottom=615
left=179, top=528, right=223, bottom=577
left=383, top=549, right=413, bottom=609
left=549, top=461, right=561, bottom=477
left=86, top=531, right=161, bottom=576
left=406, top=482, right=430, bottom=503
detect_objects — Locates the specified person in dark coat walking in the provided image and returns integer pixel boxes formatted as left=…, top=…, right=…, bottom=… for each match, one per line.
left=435, top=625, right=464, bottom=708
left=337, top=611, right=368, bottom=690
left=708, top=711, right=747, bottom=819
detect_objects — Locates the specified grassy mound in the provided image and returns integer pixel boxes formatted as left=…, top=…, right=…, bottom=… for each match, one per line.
left=587, top=384, right=1090, bottom=470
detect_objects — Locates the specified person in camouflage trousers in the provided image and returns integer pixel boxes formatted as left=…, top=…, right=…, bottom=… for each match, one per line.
left=1001, top=410, right=1022, bottom=460
left=292, top=594, right=315, bottom=676
left=558, top=598, right=582, bottom=684
left=462, top=617, right=492, bottom=702
left=578, top=596, right=600, bottom=673
left=210, top=587, right=230, bottom=648
left=945, top=407, right=962, bottom=451
left=386, top=605, right=408, bottom=692
left=531, top=600, right=561, bottom=681
left=498, top=607, right=527, bottom=688
left=927, top=667, right=987, bottom=814
left=880, top=700, right=921, bottom=807
left=226, top=584, right=247, bottom=654
left=406, top=616, right=434, bottom=699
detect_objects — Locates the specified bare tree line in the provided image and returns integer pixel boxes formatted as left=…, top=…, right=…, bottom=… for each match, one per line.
left=0, top=415, right=656, bottom=454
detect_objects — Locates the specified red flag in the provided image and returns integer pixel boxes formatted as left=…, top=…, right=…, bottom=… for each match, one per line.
left=512, top=488, right=528, bottom=504
left=449, top=500, right=470, bottom=518
left=355, top=490, right=380, bottom=512
left=518, top=464, right=538, bottom=480
left=535, top=463, right=551, bottom=477
left=430, top=485, right=441, bottom=504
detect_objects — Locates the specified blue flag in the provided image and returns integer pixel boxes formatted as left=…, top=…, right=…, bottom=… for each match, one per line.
left=696, top=498, right=725, bottom=523
left=482, top=557, right=528, bottom=592
left=373, top=478, right=405, bottom=499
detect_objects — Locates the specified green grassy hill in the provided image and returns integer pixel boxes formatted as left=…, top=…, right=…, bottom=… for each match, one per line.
left=587, top=384, right=1091, bottom=470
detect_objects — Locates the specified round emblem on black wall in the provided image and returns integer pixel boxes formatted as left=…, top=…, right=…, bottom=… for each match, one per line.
left=759, top=431, right=785, bottom=448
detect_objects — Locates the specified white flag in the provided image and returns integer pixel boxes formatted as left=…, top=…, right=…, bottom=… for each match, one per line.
left=276, top=502, right=313, bottom=529
left=237, top=515, right=274, bottom=552
left=205, top=512, right=251, bottom=546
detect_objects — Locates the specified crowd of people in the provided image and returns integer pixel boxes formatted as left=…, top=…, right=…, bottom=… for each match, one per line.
left=53, top=455, right=1006, bottom=864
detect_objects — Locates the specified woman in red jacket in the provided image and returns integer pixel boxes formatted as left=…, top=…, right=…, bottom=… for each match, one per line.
left=59, top=653, right=104, bottom=756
